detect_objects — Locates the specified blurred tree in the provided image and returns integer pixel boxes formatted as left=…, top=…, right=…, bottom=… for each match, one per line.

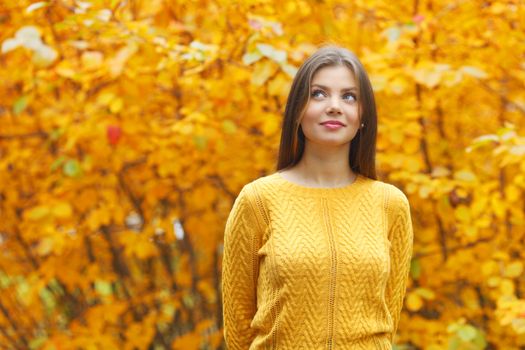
left=0, top=0, right=524, bottom=349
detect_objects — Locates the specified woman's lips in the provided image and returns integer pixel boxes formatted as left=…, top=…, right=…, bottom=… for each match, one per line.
left=322, top=124, right=344, bottom=130
left=320, top=121, right=345, bottom=130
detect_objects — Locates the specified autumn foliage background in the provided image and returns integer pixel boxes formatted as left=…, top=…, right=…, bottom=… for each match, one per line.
left=1, top=0, right=525, bottom=349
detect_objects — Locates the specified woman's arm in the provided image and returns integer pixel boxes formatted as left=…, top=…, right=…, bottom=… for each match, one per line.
left=221, top=184, right=264, bottom=349
left=384, top=186, right=414, bottom=344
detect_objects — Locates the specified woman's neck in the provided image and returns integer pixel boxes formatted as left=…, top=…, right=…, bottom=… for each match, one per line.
left=284, top=144, right=356, bottom=187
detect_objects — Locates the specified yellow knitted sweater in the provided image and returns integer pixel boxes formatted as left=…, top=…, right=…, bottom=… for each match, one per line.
left=221, top=172, right=414, bottom=349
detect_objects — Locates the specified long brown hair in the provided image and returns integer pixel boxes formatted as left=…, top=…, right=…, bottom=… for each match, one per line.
left=276, top=44, right=377, bottom=180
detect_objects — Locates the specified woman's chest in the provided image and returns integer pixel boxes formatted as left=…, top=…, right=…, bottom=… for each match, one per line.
left=258, top=197, right=390, bottom=286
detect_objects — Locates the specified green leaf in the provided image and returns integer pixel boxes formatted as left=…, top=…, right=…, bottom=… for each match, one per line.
left=466, top=134, right=499, bottom=153
left=162, top=303, right=176, bottom=317
left=454, top=170, right=477, bottom=182
left=242, top=51, right=262, bottom=65
left=280, top=62, right=298, bottom=78
left=415, top=287, right=435, bottom=299
left=256, top=43, right=287, bottom=63
left=29, top=336, right=48, bottom=350
left=457, top=325, right=477, bottom=341
left=222, top=120, right=237, bottom=134
left=63, top=159, right=82, bottom=177
left=49, top=127, right=65, bottom=141
left=51, top=156, right=66, bottom=171
left=193, top=135, right=207, bottom=150
left=510, top=145, right=525, bottom=156
left=26, top=2, right=50, bottom=13
left=13, top=95, right=28, bottom=115
left=95, top=280, right=113, bottom=296
left=473, top=331, right=487, bottom=347
left=189, top=40, right=216, bottom=52
left=383, top=27, right=401, bottom=42
left=0, top=271, right=11, bottom=288
left=460, top=66, right=488, bottom=79
left=16, top=278, right=30, bottom=303
left=410, top=258, right=421, bottom=279
left=1, top=38, right=21, bottom=53
left=448, top=336, right=460, bottom=350
left=27, top=205, right=50, bottom=220
left=447, top=321, right=461, bottom=333
left=39, top=287, right=56, bottom=311
left=183, top=292, right=195, bottom=308
left=15, top=25, right=41, bottom=41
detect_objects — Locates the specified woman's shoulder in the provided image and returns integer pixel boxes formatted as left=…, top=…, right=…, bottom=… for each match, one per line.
left=373, top=178, right=408, bottom=198
left=373, top=179, right=410, bottom=214
left=239, top=171, right=282, bottom=194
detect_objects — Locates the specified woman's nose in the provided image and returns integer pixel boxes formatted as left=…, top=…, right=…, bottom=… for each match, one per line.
left=327, top=97, right=342, bottom=114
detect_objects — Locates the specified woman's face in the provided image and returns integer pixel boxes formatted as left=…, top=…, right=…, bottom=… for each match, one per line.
left=300, top=65, right=361, bottom=148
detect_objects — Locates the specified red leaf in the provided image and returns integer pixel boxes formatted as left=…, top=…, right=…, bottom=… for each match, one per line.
left=107, top=125, right=121, bottom=145
left=413, top=14, right=425, bottom=23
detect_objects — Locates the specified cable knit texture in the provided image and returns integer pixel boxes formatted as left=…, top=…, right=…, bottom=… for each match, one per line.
left=221, top=172, right=414, bottom=350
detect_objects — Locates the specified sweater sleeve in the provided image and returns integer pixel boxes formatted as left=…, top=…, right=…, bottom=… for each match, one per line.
left=221, top=184, right=264, bottom=349
left=384, top=186, right=414, bottom=344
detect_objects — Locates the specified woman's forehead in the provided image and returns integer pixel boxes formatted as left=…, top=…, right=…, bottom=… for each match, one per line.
left=310, top=67, right=357, bottom=91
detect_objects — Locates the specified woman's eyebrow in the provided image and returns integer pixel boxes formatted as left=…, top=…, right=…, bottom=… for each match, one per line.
left=311, top=84, right=357, bottom=91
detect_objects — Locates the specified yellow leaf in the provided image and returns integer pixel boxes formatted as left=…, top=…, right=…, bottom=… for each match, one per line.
left=261, top=115, right=279, bottom=136
left=492, top=250, right=509, bottom=261
left=454, top=205, right=471, bottom=223
left=406, top=292, right=423, bottom=311
left=412, top=62, right=444, bottom=88
left=455, top=188, right=469, bottom=198
left=81, top=51, right=104, bottom=70
left=442, top=70, right=462, bottom=87
left=389, top=76, right=408, bottom=94
left=460, top=288, right=480, bottom=310
left=268, top=74, right=289, bottom=96
left=415, top=287, right=436, bottom=300
left=135, top=239, right=158, bottom=259
left=369, top=74, right=387, bottom=91
left=222, top=120, right=237, bottom=134
left=460, top=65, right=488, bottom=79
left=26, top=205, right=51, bottom=220
left=471, top=196, right=488, bottom=216
left=454, top=170, right=477, bottom=182
left=402, top=137, right=419, bottom=154
left=108, top=43, right=138, bottom=78
left=431, top=166, right=451, bottom=178
left=464, top=226, right=477, bottom=238
left=490, top=2, right=507, bottom=14
left=404, top=156, right=421, bottom=172
left=504, top=184, right=521, bottom=203
left=418, top=185, right=431, bottom=199
left=251, top=61, right=275, bottom=86
left=504, top=261, right=523, bottom=278
left=417, top=70, right=441, bottom=88
left=491, top=196, right=506, bottom=219
left=110, top=98, right=123, bottom=113
left=481, top=260, right=499, bottom=277
left=389, top=127, right=404, bottom=145
left=36, top=237, right=54, bottom=256
left=487, top=276, right=500, bottom=287
left=97, top=92, right=115, bottom=105
left=55, top=65, right=76, bottom=79
left=172, top=333, right=201, bottom=350
left=53, top=202, right=73, bottom=219
left=500, top=279, right=514, bottom=295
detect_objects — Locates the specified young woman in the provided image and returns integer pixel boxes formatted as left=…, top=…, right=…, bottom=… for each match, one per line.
left=221, top=44, right=414, bottom=349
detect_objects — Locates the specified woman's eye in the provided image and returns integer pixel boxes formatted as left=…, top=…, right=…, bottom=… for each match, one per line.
left=311, top=89, right=325, bottom=98
left=343, top=93, right=357, bottom=101
left=311, top=89, right=357, bottom=102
